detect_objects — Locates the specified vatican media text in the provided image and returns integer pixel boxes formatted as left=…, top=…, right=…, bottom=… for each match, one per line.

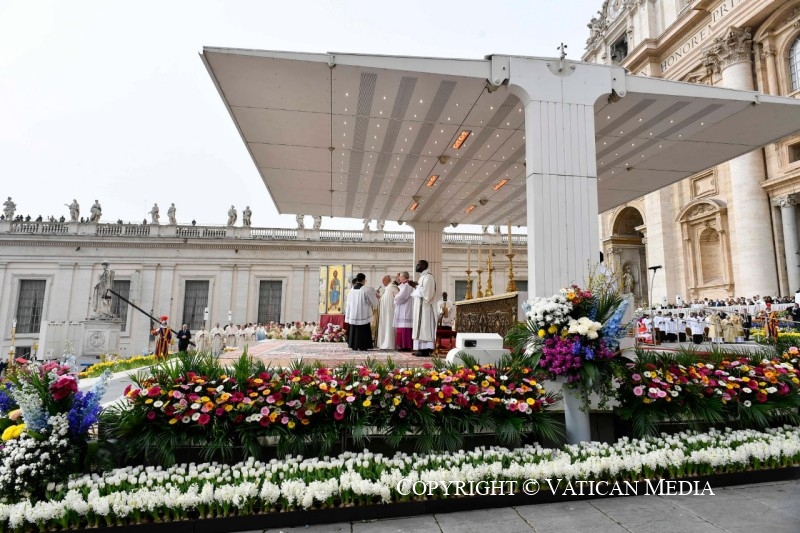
left=396, top=478, right=715, bottom=497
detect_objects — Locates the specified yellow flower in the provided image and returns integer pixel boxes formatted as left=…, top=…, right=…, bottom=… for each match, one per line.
left=287, top=421, right=296, bottom=429
left=547, top=325, right=558, bottom=335
left=393, top=397, right=401, bottom=406
left=538, top=329, right=546, bottom=338
left=526, top=398, right=535, bottom=405
left=168, top=418, right=178, bottom=425
left=1, top=424, right=25, bottom=441
left=362, top=399, right=372, bottom=407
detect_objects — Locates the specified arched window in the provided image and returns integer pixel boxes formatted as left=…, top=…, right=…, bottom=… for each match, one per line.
left=791, top=36, right=800, bottom=92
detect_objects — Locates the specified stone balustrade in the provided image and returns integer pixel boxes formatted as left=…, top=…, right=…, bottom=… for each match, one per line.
left=0, top=220, right=528, bottom=246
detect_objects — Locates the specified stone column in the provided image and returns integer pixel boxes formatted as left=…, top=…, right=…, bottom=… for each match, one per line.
left=761, top=43, right=778, bottom=95
left=408, top=221, right=446, bottom=283
left=506, top=56, right=614, bottom=298
left=773, top=195, right=800, bottom=293
left=703, top=28, right=778, bottom=297
left=503, top=55, right=626, bottom=444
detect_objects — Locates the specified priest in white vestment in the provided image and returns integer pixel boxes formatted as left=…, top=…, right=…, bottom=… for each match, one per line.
left=209, top=323, right=224, bottom=356
left=377, top=276, right=399, bottom=349
left=394, top=272, right=414, bottom=351
left=412, top=260, right=437, bottom=357
left=194, top=327, right=209, bottom=353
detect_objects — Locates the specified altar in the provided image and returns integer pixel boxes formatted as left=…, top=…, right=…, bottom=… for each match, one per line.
left=454, top=292, right=527, bottom=341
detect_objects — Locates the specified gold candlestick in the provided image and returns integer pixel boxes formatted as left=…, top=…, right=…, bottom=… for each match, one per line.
left=465, top=269, right=473, bottom=300
left=476, top=267, right=484, bottom=299
left=485, top=254, right=494, bottom=297
left=506, top=253, right=518, bottom=292
left=8, top=318, right=17, bottom=368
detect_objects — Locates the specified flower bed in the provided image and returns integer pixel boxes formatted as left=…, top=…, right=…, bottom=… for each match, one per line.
left=79, top=354, right=165, bottom=379
left=101, top=353, right=559, bottom=466
left=616, top=348, right=800, bottom=436
left=1, top=424, right=798, bottom=531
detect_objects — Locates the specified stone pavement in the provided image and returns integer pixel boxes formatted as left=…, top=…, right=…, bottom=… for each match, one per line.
left=249, top=480, right=799, bottom=533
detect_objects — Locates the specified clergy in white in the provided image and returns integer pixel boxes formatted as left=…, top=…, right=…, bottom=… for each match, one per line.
left=436, top=292, right=455, bottom=329
left=412, top=259, right=437, bottom=357
left=209, top=323, right=224, bottom=356
left=394, top=272, right=414, bottom=351
left=194, top=327, right=209, bottom=353
left=345, top=273, right=379, bottom=351
left=377, top=276, right=399, bottom=349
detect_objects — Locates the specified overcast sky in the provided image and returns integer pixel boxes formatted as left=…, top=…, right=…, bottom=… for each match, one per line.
left=1, top=0, right=600, bottom=231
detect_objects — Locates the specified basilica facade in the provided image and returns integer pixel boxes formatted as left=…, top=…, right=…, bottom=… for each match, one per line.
left=0, top=219, right=525, bottom=359
left=584, top=0, right=800, bottom=305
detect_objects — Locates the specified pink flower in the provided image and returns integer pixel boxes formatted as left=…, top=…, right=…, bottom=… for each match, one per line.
left=50, top=375, right=78, bottom=401
left=633, top=385, right=644, bottom=397
left=198, top=413, right=211, bottom=426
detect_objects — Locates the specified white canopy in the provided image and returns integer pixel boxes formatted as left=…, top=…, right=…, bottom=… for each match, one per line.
left=202, top=48, right=800, bottom=226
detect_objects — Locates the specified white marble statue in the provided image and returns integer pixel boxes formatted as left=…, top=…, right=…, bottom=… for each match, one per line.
left=296, top=214, right=304, bottom=229
left=3, top=197, right=16, bottom=219
left=149, top=203, right=160, bottom=225
left=227, top=205, right=237, bottom=226
left=89, top=200, right=102, bottom=223
left=312, top=215, right=322, bottom=230
left=92, top=261, right=115, bottom=317
left=362, top=218, right=371, bottom=232
left=377, top=219, right=385, bottom=231
left=242, top=206, right=252, bottom=227
left=167, top=203, right=177, bottom=225
left=65, top=199, right=79, bottom=222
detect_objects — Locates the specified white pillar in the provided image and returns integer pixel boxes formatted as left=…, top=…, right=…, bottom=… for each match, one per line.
left=705, top=28, right=778, bottom=296
left=409, top=221, right=446, bottom=283
left=505, top=57, right=618, bottom=297
left=504, top=56, right=624, bottom=444
left=774, top=195, right=800, bottom=293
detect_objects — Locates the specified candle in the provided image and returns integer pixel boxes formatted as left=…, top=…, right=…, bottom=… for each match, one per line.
left=467, top=244, right=471, bottom=270
left=488, top=243, right=492, bottom=269
left=508, top=222, right=512, bottom=254
left=477, top=244, right=482, bottom=267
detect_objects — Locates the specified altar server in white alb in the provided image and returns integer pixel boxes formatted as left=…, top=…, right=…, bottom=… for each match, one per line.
left=436, top=292, right=455, bottom=330
left=412, top=259, right=437, bottom=357
left=345, top=273, right=379, bottom=351
left=377, top=275, right=399, bottom=350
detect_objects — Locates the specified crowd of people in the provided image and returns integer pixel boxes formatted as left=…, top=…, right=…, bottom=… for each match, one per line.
left=649, top=293, right=798, bottom=310
left=636, top=297, right=794, bottom=345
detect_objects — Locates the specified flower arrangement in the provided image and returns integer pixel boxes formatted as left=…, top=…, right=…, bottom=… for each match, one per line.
left=101, top=353, right=558, bottom=465
left=0, top=360, right=111, bottom=502
left=1, top=424, right=798, bottom=530
left=507, top=278, right=630, bottom=407
left=311, top=323, right=347, bottom=343
left=78, top=354, right=161, bottom=379
left=615, top=347, right=800, bottom=436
